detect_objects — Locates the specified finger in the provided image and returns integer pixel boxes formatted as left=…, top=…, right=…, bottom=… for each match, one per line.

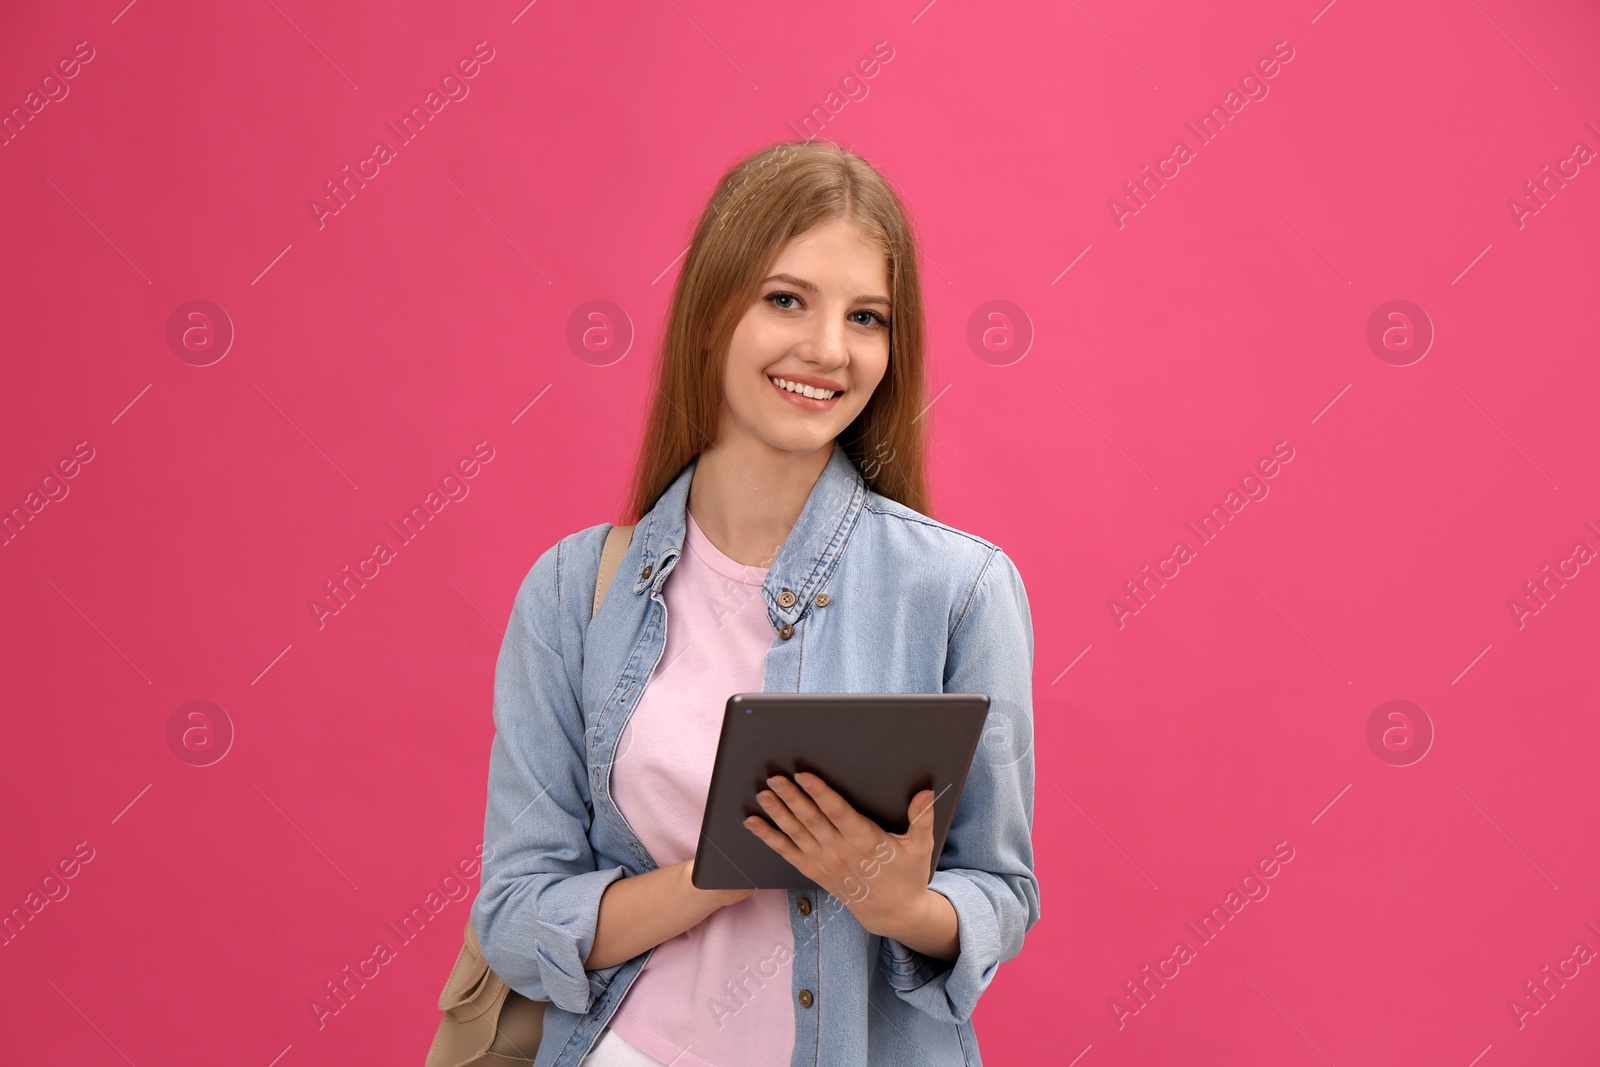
left=768, top=775, right=845, bottom=847
left=906, top=789, right=937, bottom=835
left=792, top=771, right=876, bottom=837
left=756, top=786, right=822, bottom=852
left=744, top=813, right=804, bottom=865
left=791, top=772, right=885, bottom=857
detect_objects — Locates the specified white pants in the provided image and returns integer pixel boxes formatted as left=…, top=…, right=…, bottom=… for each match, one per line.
left=578, top=1026, right=671, bottom=1067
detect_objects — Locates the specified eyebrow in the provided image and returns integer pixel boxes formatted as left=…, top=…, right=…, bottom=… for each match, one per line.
left=762, top=273, right=891, bottom=309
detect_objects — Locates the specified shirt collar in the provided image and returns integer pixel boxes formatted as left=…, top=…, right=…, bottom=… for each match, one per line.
left=631, top=439, right=867, bottom=629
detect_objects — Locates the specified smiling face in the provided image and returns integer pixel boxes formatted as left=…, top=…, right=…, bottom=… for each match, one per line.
left=713, top=215, right=892, bottom=459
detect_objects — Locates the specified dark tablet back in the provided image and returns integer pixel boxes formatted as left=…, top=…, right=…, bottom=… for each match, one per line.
left=691, top=692, right=991, bottom=890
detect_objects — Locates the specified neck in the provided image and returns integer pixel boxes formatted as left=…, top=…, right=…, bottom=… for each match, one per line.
left=686, top=440, right=832, bottom=567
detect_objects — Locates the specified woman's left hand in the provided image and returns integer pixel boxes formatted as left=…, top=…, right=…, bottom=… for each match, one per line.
left=743, top=771, right=937, bottom=940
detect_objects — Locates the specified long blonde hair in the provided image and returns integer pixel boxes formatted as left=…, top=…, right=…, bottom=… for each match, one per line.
left=622, top=139, right=932, bottom=523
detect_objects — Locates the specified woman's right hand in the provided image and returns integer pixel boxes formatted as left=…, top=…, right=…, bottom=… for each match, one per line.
left=588, top=860, right=758, bottom=970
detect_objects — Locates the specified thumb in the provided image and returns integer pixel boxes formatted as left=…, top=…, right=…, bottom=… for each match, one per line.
left=908, top=789, right=937, bottom=835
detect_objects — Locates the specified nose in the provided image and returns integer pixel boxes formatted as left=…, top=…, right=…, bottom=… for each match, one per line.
left=801, top=306, right=851, bottom=369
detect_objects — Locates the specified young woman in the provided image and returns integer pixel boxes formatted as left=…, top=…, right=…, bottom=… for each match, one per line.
left=471, top=140, right=1039, bottom=1067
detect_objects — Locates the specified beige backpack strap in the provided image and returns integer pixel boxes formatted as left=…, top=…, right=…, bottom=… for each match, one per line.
left=593, top=523, right=636, bottom=619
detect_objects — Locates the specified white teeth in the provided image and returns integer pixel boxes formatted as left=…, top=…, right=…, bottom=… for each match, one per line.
left=769, top=376, right=837, bottom=400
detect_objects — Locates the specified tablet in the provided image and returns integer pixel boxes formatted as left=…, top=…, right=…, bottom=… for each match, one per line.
left=690, top=692, right=991, bottom=890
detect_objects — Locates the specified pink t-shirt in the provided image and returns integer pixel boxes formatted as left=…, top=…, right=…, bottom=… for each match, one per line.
left=604, top=512, right=797, bottom=1067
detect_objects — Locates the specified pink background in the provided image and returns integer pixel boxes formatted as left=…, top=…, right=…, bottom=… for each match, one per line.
left=3, top=0, right=1598, bottom=1064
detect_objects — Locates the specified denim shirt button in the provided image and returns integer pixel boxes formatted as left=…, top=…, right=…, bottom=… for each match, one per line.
left=778, top=623, right=794, bottom=640
left=778, top=588, right=796, bottom=608
left=640, top=564, right=652, bottom=581
left=814, top=592, right=830, bottom=607
left=798, top=989, right=814, bottom=1008
left=796, top=896, right=811, bottom=915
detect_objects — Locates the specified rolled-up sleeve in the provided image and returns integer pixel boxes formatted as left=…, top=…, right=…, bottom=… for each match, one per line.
left=469, top=535, right=629, bottom=1015
left=880, top=547, right=1041, bottom=1025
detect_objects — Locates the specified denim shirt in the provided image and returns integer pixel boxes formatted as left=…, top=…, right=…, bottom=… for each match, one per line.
left=470, top=440, right=1040, bottom=1067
